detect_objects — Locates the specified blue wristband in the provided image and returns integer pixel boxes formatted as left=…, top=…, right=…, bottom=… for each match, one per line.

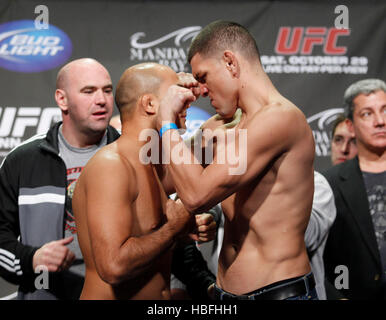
left=159, top=122, right=178, bottom=138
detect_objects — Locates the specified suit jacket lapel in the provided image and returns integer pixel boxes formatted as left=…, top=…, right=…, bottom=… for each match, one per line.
left=338, top=157, right=382, bottom=268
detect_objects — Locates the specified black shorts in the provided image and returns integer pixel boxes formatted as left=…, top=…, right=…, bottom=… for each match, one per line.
left=213, top=272, right=318, bottom=300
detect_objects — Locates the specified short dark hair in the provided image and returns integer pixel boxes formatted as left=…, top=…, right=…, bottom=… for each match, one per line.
left=331, top=114, right=347, bottom=138
left=343, top=78, right=386, bottom=120
left=188, top=20, right=260, bottom=63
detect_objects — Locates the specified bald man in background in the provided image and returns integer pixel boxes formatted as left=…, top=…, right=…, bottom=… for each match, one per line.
left=0, top=58, right=120, bottom=299
left=73, top=63, right=215, bottom=300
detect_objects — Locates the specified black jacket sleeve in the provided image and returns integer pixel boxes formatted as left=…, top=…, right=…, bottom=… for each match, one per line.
left=171, top=241, right=216, bottom=300
left=0, top=154, right=38, bottom=284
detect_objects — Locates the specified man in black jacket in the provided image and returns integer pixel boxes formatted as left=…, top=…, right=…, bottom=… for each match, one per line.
left=323, top=78, right=386, bottom=300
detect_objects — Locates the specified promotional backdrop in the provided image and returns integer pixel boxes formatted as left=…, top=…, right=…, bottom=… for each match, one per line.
left=0, top=0, right=385, bottom=171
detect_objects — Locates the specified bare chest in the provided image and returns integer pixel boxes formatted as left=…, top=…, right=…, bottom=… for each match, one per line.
left=221, top=169, right=276, bottom=221
left=131, top=165, right=166, bottom=236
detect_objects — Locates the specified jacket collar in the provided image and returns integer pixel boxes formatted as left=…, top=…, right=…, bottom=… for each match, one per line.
left=39, top=121, right=120, bottom=155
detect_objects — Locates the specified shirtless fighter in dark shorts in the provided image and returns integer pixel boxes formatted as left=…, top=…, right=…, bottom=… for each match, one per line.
left=156, top=20, right=317, bottom=300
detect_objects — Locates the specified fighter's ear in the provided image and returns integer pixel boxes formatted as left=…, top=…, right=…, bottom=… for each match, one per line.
left=140, top=93, right=157, bottom=115
left=223, top=50, right=239, bottom=78
left=55, top=89, right=69, bottom=114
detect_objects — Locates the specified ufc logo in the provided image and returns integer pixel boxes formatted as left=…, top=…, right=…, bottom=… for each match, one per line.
left=275, top=27, right=350, bottom=55
left=0, top=107, right=61, bottom=137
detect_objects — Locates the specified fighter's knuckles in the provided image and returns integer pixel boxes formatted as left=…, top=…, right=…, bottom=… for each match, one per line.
left=188, top=233, right=199, bottom=241
left=198, top=236, right=209, bottom=242
left=165, top=199, right=183, bottom=218
left=165, top=198, right=175, bottom=210
left=177, top=72, right=189, bottom=83
left=177, top=72, right=197, bottom=86
left=198, top=222, right=216, bottom=232
left=196, top=224, right=205, bottom=232
left=208, top=221, right=217, bottom=230
left=196, top=213, right=213, bottom=225
left=164, top=85, right=180, bottom=98
left=201, top=230, right=216, bottom=242
left=177, top=88, right=192, bottom=100
left=198, top=213, right=213, bottom=221
left=206, top=229, right=217, bottom=237
left=192, top=87, right=202, bottom=97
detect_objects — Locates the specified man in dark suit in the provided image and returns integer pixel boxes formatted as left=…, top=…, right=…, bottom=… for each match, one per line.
left=323, top=78, right=386, bottom=300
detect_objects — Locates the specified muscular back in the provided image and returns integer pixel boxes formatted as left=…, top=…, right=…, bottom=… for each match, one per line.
left=73, top=139, right=172, bottom=299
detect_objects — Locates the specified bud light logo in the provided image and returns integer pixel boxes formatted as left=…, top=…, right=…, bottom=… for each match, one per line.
left=182, top=106, right=212, bottom=139
left=0, top=20, right=72, bottom=73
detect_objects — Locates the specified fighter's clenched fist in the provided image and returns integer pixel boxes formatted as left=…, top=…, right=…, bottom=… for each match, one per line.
left=177, top=72, right=201, bottom=98
left=164, top=198, right=194, bottom=238
left=157, top=85, right=196, bottom=131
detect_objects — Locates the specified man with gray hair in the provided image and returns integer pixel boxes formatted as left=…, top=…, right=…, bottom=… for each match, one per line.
left=344, top=79, right=386, bottom=121
left=323, top=78, right=386, bottom=299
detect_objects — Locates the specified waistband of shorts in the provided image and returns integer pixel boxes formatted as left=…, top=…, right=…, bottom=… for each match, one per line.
left=213, top=272, right=316, bottom=300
